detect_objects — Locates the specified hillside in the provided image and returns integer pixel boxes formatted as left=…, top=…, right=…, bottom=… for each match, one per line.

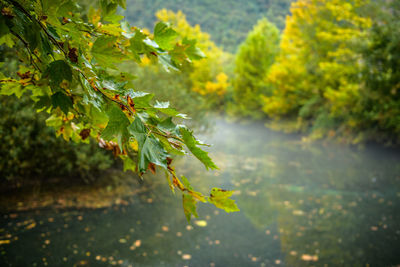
left=123, top=0, right=294, bottom=52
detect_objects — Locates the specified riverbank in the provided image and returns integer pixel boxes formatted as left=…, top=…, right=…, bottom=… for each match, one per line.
left=0, top=170, right=159, bottom=213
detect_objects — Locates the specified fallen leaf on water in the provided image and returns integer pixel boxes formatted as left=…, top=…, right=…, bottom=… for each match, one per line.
left=161, top=226, right=169, bottom=232
left=194, top=220, right=207, bottom=227
left=134, top=240, right=141, bottom=247
left=182, top=254, right=192, bottom=260
left=119, top=238, right=127, bottom=243
left=0, top=240, right=10, bottom=245
left=292, top=210, right=304, bottom=216
left=301, top=254, right=318, bottom=261
left=26, top=222, right=36, bottom=230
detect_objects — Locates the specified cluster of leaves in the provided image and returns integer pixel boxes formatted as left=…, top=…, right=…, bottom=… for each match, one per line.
left=0, top=0, right=238, bottom=221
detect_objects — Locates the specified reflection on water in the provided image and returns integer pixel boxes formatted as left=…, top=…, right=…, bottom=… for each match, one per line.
left=1, top=119, right=400, bottom=266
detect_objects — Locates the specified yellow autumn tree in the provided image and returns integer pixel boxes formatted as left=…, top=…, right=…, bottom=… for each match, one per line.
left=156, top=9, right=231, bottom=107
left=263, top=0, right=371, bottom=139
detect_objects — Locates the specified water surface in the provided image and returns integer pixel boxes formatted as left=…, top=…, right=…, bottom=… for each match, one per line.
left=1, top=119, right=400, bottom=266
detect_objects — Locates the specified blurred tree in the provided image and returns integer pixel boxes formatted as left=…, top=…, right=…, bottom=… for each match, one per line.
left=262, top=0, right=372, bottom=141
left=156, top=9, right=231, bottom=109
left=231, top=18, right=280, bottom=119
left=357, top=0, right=400, bottom=143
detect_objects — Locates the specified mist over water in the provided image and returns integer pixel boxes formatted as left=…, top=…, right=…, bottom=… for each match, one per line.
left=1, top=118, right=400, bottom=266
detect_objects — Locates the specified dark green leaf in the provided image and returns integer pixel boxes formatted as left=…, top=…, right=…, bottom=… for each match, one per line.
left=47, top=60, right=72, bottom=89
left=51, top=91, right=73, bottom=114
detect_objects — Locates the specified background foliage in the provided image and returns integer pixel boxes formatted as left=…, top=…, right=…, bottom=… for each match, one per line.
left=0, top=95, right=113, bottom=182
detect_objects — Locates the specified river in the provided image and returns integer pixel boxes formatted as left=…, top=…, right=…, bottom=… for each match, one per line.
left=1, top=119, right=400, bottom=266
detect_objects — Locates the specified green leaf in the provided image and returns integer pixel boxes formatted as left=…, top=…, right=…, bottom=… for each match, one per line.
left=154, top=22, right=178, bottom=50
left=130, top=30, right=148, bottom=53
left=182, top=175, right=207, bottom=202
left=47, top=60, right=72, bottom=89
left=157, top=117, right=179, bottom=135
left=127, top=115, right=147, bottom=148
left=51, top=92, right=73, bottom=114
left=183, top=193, right=198, bottom=223
left=181, top=175, right=193, bottom=191
left=182, top=38, right=206, bottom=60
left=139, top=135, right=168, bottom=172
left=0, top=80, right=23, bottom=97
left=91, top=36, right=123, bottom=68
left=125, top=89, right=154, bottom=108
left=180, top=127, right=218, bottom=170
left=208, top=188, right=240, bottom=213
left=153, top=101, right=181, bottom=116
left=101, top=104, right=130, bottom=151
left=158, top=53, right=179, bottom=72
left=0, top=16, right=14, bottom=47
left=34, top=95, right=52, bottom=110
left=120, top=155, right=136, bottom=172
left=128, top=116, right=168, bottom=172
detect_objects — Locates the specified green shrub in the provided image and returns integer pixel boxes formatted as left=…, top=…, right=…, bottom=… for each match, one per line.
left=0, top=95, right=113, bottom=182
